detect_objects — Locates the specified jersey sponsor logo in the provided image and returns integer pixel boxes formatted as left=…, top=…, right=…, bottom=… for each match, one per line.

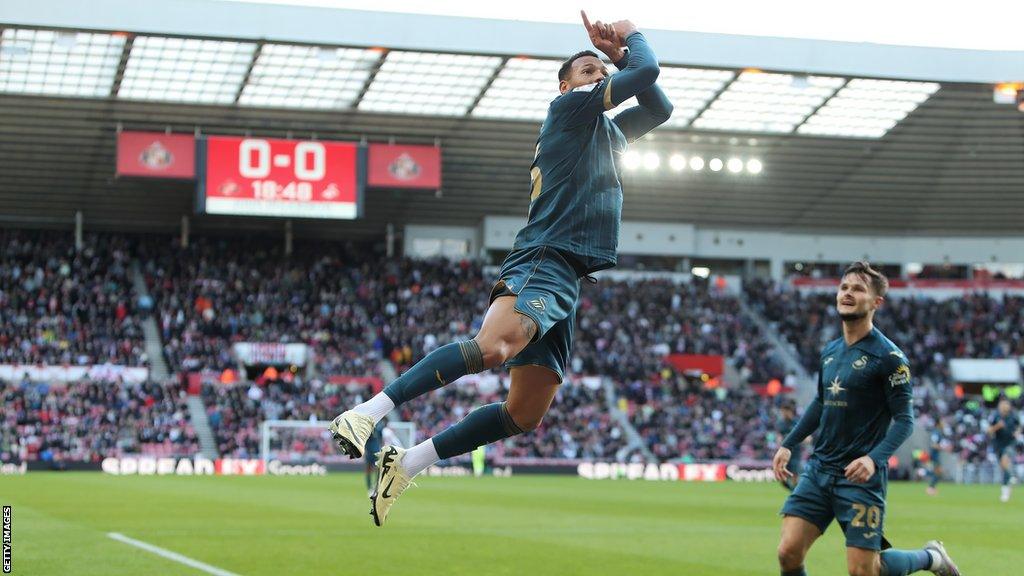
left=889, top=364, right=911, bottom=387
left=572, top=82, right=600, bottom=93
left=528, top=297, right=546, bottom=311
left=852, top=355, right=868, bottom=370
left=825, top=376, right=848, bottom=407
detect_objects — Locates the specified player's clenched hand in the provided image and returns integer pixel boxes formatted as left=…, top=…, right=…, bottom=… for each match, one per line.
left=844, top=456, right=876, bottom=483
left=581, top=11, right=625, bottom=61
left=772, top=447, right=793, bottom=482
left=610, top=19, right=638, bottom=40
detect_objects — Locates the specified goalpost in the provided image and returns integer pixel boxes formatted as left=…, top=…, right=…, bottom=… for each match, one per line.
left=259, top=419, right=417, bottom=464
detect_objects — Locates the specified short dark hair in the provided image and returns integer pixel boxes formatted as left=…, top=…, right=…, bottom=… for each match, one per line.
left=842, top=261, right=888, bottom=297
left=558, top=50, right=600, bottom=82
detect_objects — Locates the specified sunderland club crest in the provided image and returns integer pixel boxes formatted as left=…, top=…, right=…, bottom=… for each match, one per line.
left=139, top=141, right=173, bottom=170
left=388, top=153, right=421, bottom=181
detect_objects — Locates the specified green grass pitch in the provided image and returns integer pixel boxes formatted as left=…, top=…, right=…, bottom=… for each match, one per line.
left=1, top=473, right=1021, bottom=575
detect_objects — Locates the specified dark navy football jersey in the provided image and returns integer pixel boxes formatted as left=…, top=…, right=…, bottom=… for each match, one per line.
left=512, top=32, right=670, bottom=274
left=785, top=327, right=915, bottom=475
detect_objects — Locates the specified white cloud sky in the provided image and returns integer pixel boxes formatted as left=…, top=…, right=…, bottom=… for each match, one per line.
left=225, top=0, right=1024, bottom=51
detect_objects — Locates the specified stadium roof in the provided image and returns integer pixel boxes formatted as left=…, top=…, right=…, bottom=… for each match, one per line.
left=0, top=26, right=943, bottom=138
left=219, top=0, right=1024, bottom=52
left=1, top=0, right=1023, bottom=239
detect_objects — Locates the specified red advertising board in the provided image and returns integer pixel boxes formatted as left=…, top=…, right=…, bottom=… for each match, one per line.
left=199, top=136, right=362, bottom=220
left=328, top=375, right=385, bottom=393
left=116, top=131, right=195, bottom=179
left=367, top=144, right=441, bottom=189
left=665, top=354, right=724, bottom=377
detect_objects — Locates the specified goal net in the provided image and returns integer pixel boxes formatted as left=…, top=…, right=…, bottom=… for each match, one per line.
left=259, top=419, right=416, bottom=464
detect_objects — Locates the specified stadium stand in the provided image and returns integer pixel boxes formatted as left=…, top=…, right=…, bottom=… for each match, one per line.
left=745, top=278, right=1024, bottom=385
left=4, top=230, right=1021, bottom=470
left=0, top=230, right=146, bottom=367
left=0, top=378, right=197, bottom=463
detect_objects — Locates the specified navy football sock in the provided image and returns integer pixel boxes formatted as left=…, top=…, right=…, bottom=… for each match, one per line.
left=1003, top=467, right=1012, bottom=486
left=880, top=549, right=932, bottom=575
left=781, top=568, right=807, bottom=576
left=433, top=402, right=524, bottom=459
left=383, top=340, right=484, bottom=406
left=928, top=470, right=939, bottom=488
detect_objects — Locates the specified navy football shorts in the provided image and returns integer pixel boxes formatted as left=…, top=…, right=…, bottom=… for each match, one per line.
left=781, top=460, right=888, bottom=550
left=489, top=246, right=580, bottom=383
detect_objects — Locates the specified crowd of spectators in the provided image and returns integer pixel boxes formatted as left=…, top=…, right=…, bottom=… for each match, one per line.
left=140, top=236, right=786, bottom=387
left=915, top=391, right=1024, bottom=466
left=8, top=229, right=1021, bottom=470
left=623, top=366, right=781, bottom=462
left=200, top=374, right=628, bottom=462
left=201, top=376, right=365, bottom=459
left=744, top=279, right=1024, bottom=386
left=0, top=231, right=824, bottom=465
left=141, top=237, right=376, bottom=375
left=0, top=377, right=197, bottom=463
left=575, top=277, right=784, bottom=386
left=390, top=378, right=630, bottom=462
left=0, top=230, right=145, bottom=367
left=143, top=244, right=791, bottom=464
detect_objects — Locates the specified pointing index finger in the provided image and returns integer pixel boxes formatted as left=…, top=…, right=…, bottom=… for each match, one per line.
left=581, top=10, right=593, bottom=31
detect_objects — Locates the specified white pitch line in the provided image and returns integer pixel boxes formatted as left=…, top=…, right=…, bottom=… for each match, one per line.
left=107, top=532, right=241, bottom=576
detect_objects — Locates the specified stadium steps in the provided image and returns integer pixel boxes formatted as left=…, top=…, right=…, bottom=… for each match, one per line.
left=903, top=421, right=929, bottom=472
left=722, top=362, right=744, bottom=390
left=734, top=292, right=816, bottom=405
left=186, top=396, right=220, bottom=460
left=131, top=262, right=171, bottom=381
left=601, top=378, right=657, bottom=462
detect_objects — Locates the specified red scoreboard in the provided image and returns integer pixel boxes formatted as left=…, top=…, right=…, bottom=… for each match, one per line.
left=197, top=136, right=363, bottom=220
